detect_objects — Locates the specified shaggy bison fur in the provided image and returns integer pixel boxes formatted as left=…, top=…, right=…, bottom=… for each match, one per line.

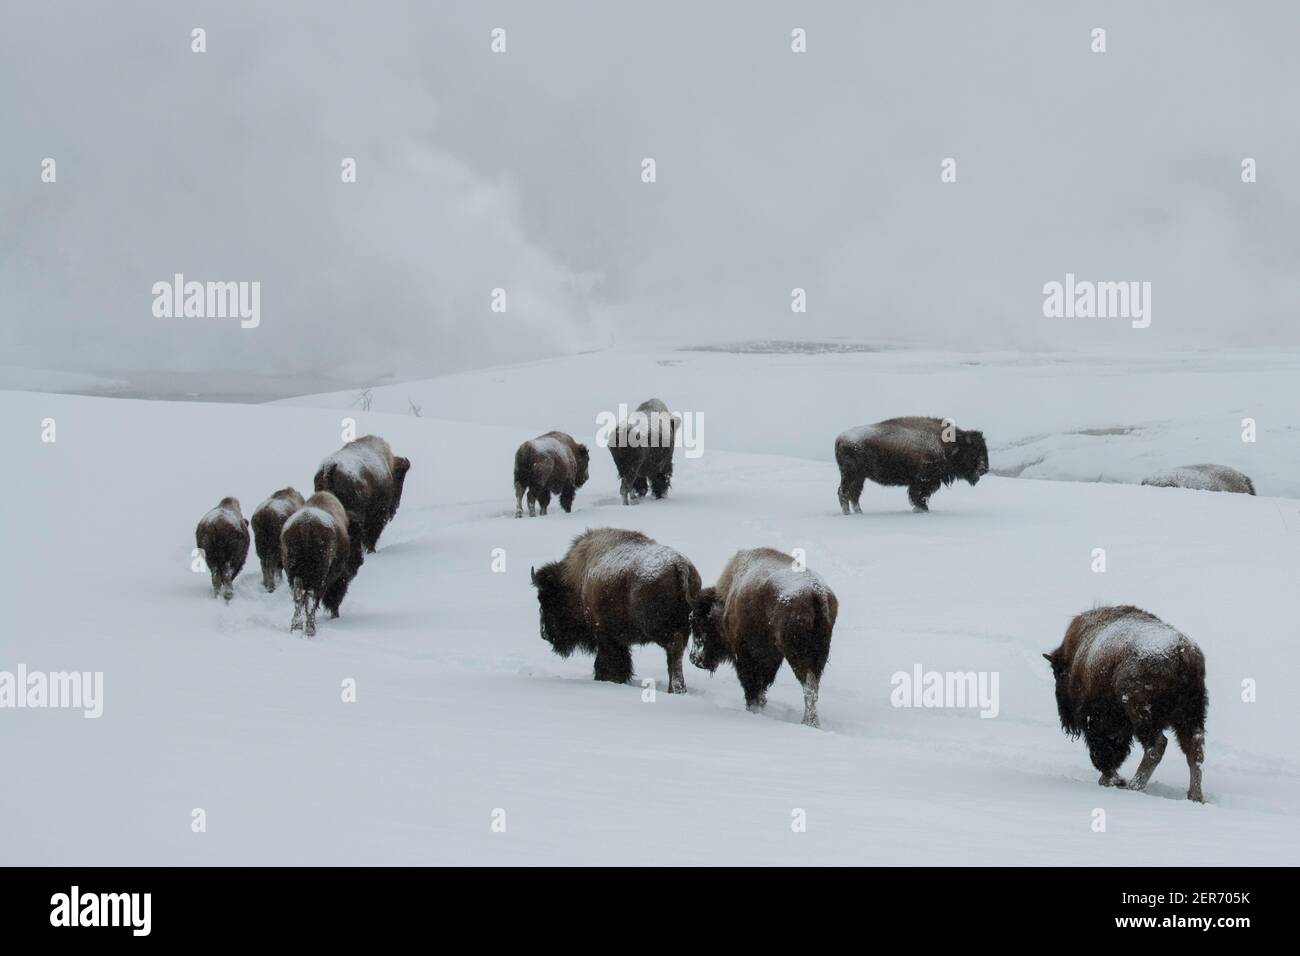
left=531, top=528, right=701, bottom=692
left=1141, top=464, right=1255, bottom=495
left=608, top=398, right=678, bottom=505
left=690, top=548, right=838, bottom=727
left=835, top=416, right=989, bottom=513
left=279, top=491, right=365, bottom=637
left=251, top=487, right=305, bottom=592
left=1044, top=605, right=1207, bottom=802
left=195, top=497, right=250, bottom=602
left=513, top=431, right=590, bottom=517
left=313, top=435, right=411, bottom=553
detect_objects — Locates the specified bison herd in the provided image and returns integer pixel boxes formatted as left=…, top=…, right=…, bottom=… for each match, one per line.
left=194, top=435, right=410, bottom=636
left=192, top=399, right=1245, bottom=801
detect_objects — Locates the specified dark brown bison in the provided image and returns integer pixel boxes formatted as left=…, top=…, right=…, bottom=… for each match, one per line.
left=690, top=548, right=838, bottom=727
left=531, top=528, right=701, bottom=692
left=835, top=416, right=989, bottom=513
left=513, top=431, right=590, bottom=517
left=250, top=487, right=305, bottom=592
left=195, top=497, right=250, bottom=602
left=608, top=398, right=678, bottom=505
left=1141, top=464, right=1255, bottom=495
left=314, top=435, right=411, bottom=553
left=279, top=491, right=365, bottom=637
left=1044, top=605, right=1206, bottom=802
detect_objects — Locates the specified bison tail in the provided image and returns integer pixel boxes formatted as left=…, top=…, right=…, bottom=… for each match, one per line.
left=785, top=591, right=834, bottom=677
left=1244, top=476, right=1256, bottom=496
left=513, top=443, right=533, bottom=489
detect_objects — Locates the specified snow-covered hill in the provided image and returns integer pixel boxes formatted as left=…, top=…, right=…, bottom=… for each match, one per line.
left=3, top=349, right=1299, bottom=864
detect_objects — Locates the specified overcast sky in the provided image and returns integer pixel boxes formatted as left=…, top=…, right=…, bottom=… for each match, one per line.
left=2, top=1, right=1297, bottom=390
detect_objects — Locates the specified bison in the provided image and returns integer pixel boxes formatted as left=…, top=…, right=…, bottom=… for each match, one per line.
left=608, top=398, right=678, bottom=505
left=195, top=497, right=250, bottom=602
left=279, top=491, right=365, bottom=637
left=250, top=487, right=306, bottom=592
left=689, top=548, right=838, bottom=727
left=1141, top=464, right=1255, bottom=495
left=1044, top=605, right=1207, bottom=802
left=531, top=528, right=701, bottom=692
left=513, top=431, right=590, bottom=517
left=314, top=435, right=411, bottom=553
left=835, top=416, right=989, bottom=513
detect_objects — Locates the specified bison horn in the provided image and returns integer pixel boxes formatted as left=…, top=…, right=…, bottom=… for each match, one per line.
left=530, top=566, right=536, bottom=584
left=1041, top=653, right=1053, bottom=662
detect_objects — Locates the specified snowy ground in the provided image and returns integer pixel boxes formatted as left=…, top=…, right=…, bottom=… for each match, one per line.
left=3, top=347, right=1299, bottom=864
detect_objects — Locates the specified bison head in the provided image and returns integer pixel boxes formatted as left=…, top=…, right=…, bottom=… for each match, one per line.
left=1042, top=649, right=1081, bottom=737
left=390, top=456, right=412, bottom=518
left=574, top=444, right=591, bottom=488
left=688, top=587, right=728, bottom=672
left=955, top=430, right=990, bottom=485
left=530, top=563, right=591, bottom=656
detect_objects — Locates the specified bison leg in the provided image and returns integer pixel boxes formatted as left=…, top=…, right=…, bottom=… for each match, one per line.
left=1175, top=725, right=1205, bottom=802
left=735, top=643, right=782, bottom=713
left=363, top=500, right=388, bottom=552
left=304, top=591, right=321, bottom=638
left=514, top=482, right=526, bottom=518
left=536, top=488, right=552, bottom=516
left=559, top=482, right=576, bottom=513
left=220, top=568, right=235, bottom=603
left=1127, top=731, right=1168, bottom=793
left=838, top=473, right=865, bottom=515
left=1084, top=708, right=1133, bottom=786
left=290, top=579, right=306, bottom=632
left=664, top=632, right=688, bottom=694
left=592, top=638, right=634, bottom=685
left=649, top=468, right=671, bottom=500
left=908, top=479, right=940, bottom=513
left=526, top=488, right=538, bottom=517
left=788, top=658, right=824, bottom=728
left=209, top=568, right=222, bottom=598
left=631, top=475, right=649, bottom=500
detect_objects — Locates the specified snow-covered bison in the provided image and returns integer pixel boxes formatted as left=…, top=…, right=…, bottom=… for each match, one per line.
left=690, top=548, right=838, bottom=727
left=513, top=431, right=590, bottom=517
left=313, top=435, right=411, bottom=553
left=251, top=487, right=305, bottom=592
left=279, top=491, right=365, bottom=637
left=531, top=528, right=701, bottom=692
left=834, top=416, right=989, bottom=513
left=608, top=398, right=678, bottom=505
left=1044, top=605, right=1207, bottom=802
left=1141, top=464, right=1255, bottom=495
left=195, top=497, right=250, bottom=602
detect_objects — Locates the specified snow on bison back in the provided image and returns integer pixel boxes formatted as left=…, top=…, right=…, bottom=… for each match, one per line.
left=1141, top=464, right=1255, bottom=495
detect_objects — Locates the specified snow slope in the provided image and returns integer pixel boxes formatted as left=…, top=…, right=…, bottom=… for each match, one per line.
left=281, top=346, right=1300, bottom=497
left=3, top=353, right=1299, bottom=864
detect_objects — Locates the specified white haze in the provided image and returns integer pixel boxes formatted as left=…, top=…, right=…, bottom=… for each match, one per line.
left=2, top=1, right=1298, bottom=391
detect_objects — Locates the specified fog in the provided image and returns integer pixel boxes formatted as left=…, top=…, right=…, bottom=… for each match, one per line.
left=2, top=1, right=1297, bottom=393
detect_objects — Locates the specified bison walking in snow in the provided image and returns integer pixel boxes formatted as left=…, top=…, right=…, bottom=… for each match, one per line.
left=314, top=435, right=411, bottom=553
left=513, top=431, right=590, bottom=517
left=279, top=491, right=365, bottom=637
left=835, top=416, right=989, bottom=513
left=1044, top=605, right=1207, bottom=802
left=690, top=548, right=838, bottom=727
left=1141, top=464, right=1255, bottom=495
left=195, top=497, right=250, bottom=602
left=609, top=398, right=678, bottom=505
left=251, top=487, right=305, bottom=591
left=531, top=528, right=701, bottom=692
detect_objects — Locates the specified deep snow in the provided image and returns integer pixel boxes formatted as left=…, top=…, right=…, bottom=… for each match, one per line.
left=2, top=348, right=1299, bottom=864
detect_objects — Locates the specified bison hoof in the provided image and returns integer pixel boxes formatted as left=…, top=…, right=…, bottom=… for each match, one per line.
left=1188, top=788, right=1204, bottom=803
left=802, top=717, right=820, bottom=729
left=514, top=509, right=523, bottom=518
left=668, top=682, right=686, bottom=695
